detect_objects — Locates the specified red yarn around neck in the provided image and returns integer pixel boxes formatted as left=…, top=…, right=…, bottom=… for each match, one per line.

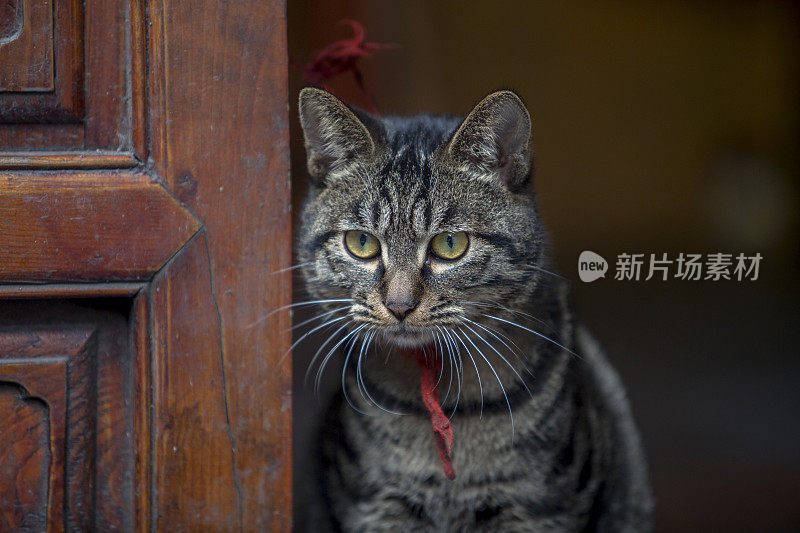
left=402, top=346, right=456, bottom=480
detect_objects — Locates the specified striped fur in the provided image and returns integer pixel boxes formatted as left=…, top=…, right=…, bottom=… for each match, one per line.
left=296, top=88, right=653, bottom=532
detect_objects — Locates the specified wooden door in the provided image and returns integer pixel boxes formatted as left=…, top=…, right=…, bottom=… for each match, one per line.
left=0, top=1, right=292, bottom=531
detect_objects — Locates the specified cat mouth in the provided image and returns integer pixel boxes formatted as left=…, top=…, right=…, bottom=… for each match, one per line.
left=380, top=324, right=435, bottom=348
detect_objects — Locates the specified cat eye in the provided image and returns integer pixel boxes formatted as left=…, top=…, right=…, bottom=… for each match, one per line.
left=344, top=231, right=381, bottom=260
left=430, top=231, right=469, bottom=260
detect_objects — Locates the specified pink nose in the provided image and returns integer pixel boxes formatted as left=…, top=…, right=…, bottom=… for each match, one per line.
left=386, top=301, right=417, bottom=321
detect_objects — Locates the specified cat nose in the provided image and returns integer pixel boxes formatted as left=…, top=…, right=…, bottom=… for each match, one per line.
left=385, top=299, right=418, bottom=321
left=383, top=269, right=421, bottom=321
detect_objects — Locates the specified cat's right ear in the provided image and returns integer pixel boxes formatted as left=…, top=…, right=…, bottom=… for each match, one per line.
left=446, top=90, right=532, bottom=191
left=298, top=88, right=380, bottom=186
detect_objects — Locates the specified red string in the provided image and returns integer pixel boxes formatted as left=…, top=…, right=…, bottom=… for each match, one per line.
left=404, top=346, right=456, bottom=480
left=299, top=20, right=396, bottom=114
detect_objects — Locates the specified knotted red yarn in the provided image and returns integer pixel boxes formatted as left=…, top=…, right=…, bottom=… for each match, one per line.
left=403, top=346, right=456, bottom=480
left=299, top=19, right=396, bottom=114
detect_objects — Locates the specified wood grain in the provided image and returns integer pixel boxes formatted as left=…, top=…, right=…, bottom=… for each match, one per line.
left=0, top=282, right=145, bottom=299
left=0, top=0, right=81, bottom=122
left=0, top=0, right=138, bottom=151
left=148, top=0, right=293, bottom=528
left=149, top=234, right=242, bottom=530
left=83, top=0, right=125, bottom=148
left=0, top=327, right=94, bottom=533
left=0, top=1, right=23, bottom=41
left=0, top=383, right=50, bottom=532
left=0, top=303, right=136, bottom=531
left=132, top=292, right=152, bottom=532
left=0, top=0, right=54, bottom=91
left=0, top=151, right=138, bottom=170
left=0, top=173, right=201, bottom=282
left=0, top=363, right=68, bottom=533
left=130, top=0, right=148, bottom=160
left=0, top=1, right=292, bottom=530
left=0, top=123, right=84, bottom=150
left=93, top=304, right=133, bottom=530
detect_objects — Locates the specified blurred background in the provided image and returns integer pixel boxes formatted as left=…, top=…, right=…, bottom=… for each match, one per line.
left=288, top=2, right=800, bottom=530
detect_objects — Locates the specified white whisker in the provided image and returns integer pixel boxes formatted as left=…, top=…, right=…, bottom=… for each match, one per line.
left=458, top=327, right=515, bottom=440
left=450, top=328, right=484, bottom=418
left=461, top=316, right=531, bottom=375
left=357, top=329, right=405, bottom=416
left=437, top=326, right=462, bottom=417
left=521, top=264, right=565, bottom=280
left=461, top=322, right=532, bottom=401
left=484, top=313, right=580, bottom=359
left=270, top=261, right=313, bottom=275
left=279, top=314, right=350, bottom=365
left=434, top=329, right=453, bottom=406
left=341, top=328, right=368, bottom=414
left=314, top=325, right=366, bottom=399
left=304, top=321, right=352, bottom=386
left=254, top=298, right=355, bottom=330
left=461, top=300, right=553, bottom=332
left=291, top=305, right=351, bottom=331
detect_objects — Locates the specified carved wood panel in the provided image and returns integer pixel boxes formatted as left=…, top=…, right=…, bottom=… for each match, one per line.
left=0, top=0, right=142, bottom=166
left=0, top=383, right=55, bottom=531
left=0, top=0, right=54, bottom=92
left=0, top=173, right=201, bottom=282
left=0, top=301, right=134, bottom=531
left=0, top=0, right=81, bottom=122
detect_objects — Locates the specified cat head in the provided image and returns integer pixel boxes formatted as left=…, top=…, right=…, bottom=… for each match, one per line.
left=296, top=88, right=547, bottom=350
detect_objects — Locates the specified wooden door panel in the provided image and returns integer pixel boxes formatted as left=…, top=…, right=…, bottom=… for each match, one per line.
left=0, top=0, right=140, bottom=163
left=0, top=381, right=51, bottom=531
left=0, top=173, right=200, bottom=282
left=0, top=1, right=291, bottom=530
left=0, top=302, right=134, bottom=531
left=0, top=0, right=54, bottom=92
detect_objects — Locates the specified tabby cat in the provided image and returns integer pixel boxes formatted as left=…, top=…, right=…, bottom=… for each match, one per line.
left=296, top=87, right=653, bottom=532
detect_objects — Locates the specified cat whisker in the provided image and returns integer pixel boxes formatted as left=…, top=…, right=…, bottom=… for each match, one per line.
left=456, top=326, right=515, bottom=439
left=277, top=297, right=355, bottom=313
left=483, top=313, right=581, bottom=360
left=432, top=329, right=445, bottom=389
left=436, top=326, right=462, bottom=418
left=259, top=298, right=355, bottom=330
left=357, top=329, right=405, bottom=416
left=279, top=314, right=351, bottom=365
left=444, top=327, right=466, bottom=418
left=314, top=324, right=366, bottom=399
left=520, top=263, right=566, bottom=280
left=269, top=261, right=313, bottom=275
left=450, top=328, right=485, bottom=418
left=291, top=305, right=351, bottom=331
left=304, top=321, right=352, bottom=387
left=383, top=337, right=396, bottom=364
left=460, top=322, right=533, bottom=402
left=354, top=329, right=371, bottom=405
left=460, top=316, right=532, bottom=376
left=461, top=300, right=554, bottom=333
left=434, top=329, right=454, bottom=408
left=341, top=328, right=368, bottom=415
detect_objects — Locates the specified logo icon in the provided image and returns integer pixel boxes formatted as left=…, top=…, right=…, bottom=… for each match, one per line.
left=578, top=251, right=608, bottom=282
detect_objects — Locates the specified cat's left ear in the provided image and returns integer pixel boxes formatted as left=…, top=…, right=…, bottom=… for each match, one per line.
left=446, top=90, right=532, bottom=190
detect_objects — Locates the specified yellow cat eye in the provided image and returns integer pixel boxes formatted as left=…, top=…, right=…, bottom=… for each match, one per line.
left=430, top=232, right=469, bottom=260
left=344, top=231, right=381, bottom=260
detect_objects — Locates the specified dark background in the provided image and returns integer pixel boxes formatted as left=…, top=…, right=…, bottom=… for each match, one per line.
left=287, top=2, right=800, bottom=530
